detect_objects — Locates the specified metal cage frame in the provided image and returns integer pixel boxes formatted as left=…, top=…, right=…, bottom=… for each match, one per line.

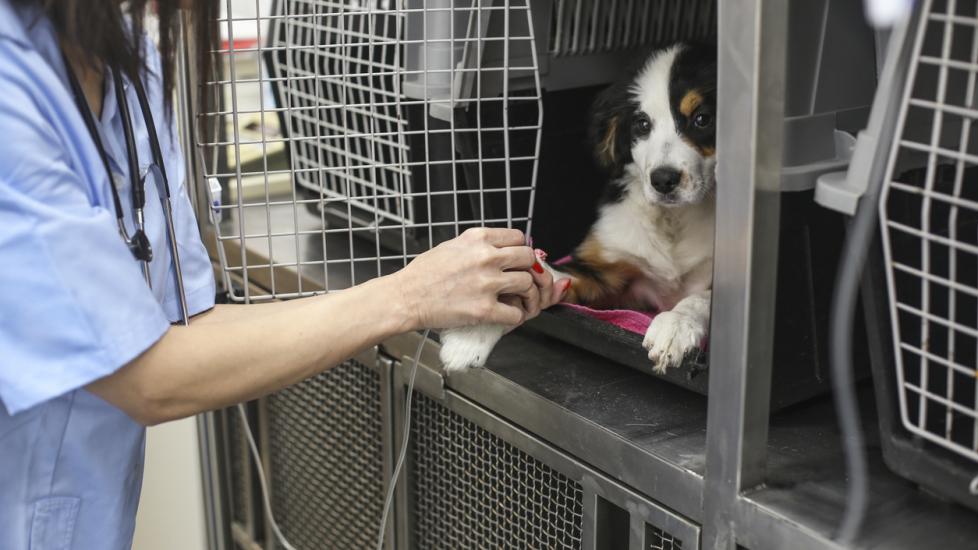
left=179, top=2, right=978, bottom=550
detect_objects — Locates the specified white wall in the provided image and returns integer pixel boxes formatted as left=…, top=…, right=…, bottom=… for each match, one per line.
left=220, top=0, right=274, bottom=45
left=133, top=417, right=209, bottom=550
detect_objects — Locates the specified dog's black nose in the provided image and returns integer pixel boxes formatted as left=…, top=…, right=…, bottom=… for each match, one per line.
left=650, top=168, right=682, bottom=194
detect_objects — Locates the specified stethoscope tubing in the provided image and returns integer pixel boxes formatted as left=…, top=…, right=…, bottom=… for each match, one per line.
left=131, top=76, right=190, bottom=326
left=63, top=51, right=189, bottom=326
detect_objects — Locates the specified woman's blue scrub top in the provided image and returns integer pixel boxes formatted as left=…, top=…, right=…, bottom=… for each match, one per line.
left=0, top=2, right=216, bottom=548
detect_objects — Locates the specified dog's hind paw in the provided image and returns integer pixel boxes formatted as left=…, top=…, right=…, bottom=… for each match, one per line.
left=439, top=324, right=507, bottom=372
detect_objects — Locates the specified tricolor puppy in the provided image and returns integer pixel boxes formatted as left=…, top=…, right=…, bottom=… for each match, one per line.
left=440, top=42, right=717, bottom=374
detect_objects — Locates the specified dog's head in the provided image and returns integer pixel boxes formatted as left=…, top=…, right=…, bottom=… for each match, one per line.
left=590, top=43, right=717, bottom=207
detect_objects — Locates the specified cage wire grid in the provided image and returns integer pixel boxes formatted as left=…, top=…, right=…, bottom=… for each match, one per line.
left=199, top=0, right=544, bottom=303
left=879, top=0, right=978, bottom=466
left=198, top=0, right=716, bottom=304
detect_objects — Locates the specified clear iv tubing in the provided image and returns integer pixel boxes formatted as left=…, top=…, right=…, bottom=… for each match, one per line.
left=236, top=403, right=297, bottom=550
left=237, top=329, right=431, bottom=550
left=375, top=329, right=430, bottom=550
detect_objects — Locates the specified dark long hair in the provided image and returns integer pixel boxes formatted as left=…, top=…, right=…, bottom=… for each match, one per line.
left=32, top=0, right=218, bottom=107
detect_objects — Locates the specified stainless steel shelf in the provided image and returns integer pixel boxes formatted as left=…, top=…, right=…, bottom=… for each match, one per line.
left=384, top=328, right=978, bottom=550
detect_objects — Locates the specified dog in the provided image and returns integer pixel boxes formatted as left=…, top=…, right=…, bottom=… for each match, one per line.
left=440, top=42, right=717, bottom=374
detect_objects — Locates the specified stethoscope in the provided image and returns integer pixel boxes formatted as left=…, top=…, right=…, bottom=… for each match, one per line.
left=63, top=53, right=189, bottom=325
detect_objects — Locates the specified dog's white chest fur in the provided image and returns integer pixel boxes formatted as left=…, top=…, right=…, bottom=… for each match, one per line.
left=593, top=187, right=714, bottom=311
left=438, top=42, right=716, bottom=373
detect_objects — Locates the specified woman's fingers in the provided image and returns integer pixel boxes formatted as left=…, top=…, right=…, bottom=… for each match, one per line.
left=517, top=283, right=542, bottom=320
left=551, top=278, right=572, bottom=306
left=496, top=271, right=534, bottom=295
left=488, top=297, right=525, bottom=326
left=462, top=227, right=526, bottom=248
left=496, top=246, right=537, bottom=270
left=530, top=265, right=554, bottom=300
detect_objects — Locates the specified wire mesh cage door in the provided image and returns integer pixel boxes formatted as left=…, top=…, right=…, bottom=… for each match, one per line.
left=198, top=0, right=543, bottom=302
left=878, top=0, right=978, bottom=471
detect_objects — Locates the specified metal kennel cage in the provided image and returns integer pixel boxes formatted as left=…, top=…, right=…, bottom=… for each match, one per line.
left=183, top=1, right=978, bottom=550
left=200, top=0, right=883, bottom=403
left=194, top=13, right=887, bottom=546
left=199, top=0, right=718, bottom=305
left=197, top=0, right=731, bottom=389
left=193, top=3, right=718, bottom=549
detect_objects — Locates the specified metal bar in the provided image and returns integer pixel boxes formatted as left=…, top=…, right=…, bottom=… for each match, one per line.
left=702, top=0, right=787, bottom=548
left=946, top=6, right=978, bottom=444
left=896, top=302, right=978, bottom=340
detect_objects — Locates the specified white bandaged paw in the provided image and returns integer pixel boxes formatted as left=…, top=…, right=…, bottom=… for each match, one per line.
left=642, top=311, right=705, bottom=373
left=439, top=324, right=507, bottom=372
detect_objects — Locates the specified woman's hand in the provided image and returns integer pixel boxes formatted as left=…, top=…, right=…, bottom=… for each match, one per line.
left=89, top=228, right=568, bottom=425
left=511, top=252, right=569, bottom=322
left=389, top=227, right=566, bottom=330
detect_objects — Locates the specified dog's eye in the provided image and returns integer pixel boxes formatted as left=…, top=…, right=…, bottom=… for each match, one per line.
left=634, top=116, right=652, bottom=135
left=693, top=112, right=713, bottom=129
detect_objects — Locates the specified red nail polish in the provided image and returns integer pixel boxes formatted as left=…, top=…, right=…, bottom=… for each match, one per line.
left=533, top=261, right=544, bottom=274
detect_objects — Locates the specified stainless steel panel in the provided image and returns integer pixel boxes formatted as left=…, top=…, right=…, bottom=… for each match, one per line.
left=383, top=330, right=708, bottom=524
left=390, top=354, right=701, bottom=550
left=702, top=0, right=787, bottom=547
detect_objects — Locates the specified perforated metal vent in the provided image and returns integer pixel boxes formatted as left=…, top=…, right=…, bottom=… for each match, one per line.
left=266, top=359, right=386, bottom=549
left=409, top=392, right=585, bottom=549
left=549, top=0, right=717, bottom=57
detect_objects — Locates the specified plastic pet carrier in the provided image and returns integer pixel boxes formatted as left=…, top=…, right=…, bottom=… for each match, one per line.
left=527, top=0, right=880, bottom=408
left=818, top=0, right=978, bottom=512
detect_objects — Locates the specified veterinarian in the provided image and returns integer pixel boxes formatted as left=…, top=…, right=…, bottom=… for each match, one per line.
left=0, top=1, right=563, bottom=548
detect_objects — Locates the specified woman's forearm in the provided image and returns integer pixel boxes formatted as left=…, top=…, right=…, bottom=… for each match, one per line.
left=86, top=227, right=559, bottom=426
left=87, top=275, right=415, bottom=425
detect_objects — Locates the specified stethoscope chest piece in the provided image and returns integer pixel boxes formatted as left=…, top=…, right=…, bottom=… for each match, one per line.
left=129, top=228, right=153, bottom=263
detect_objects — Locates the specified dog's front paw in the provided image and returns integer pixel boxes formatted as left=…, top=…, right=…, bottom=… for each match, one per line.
left=439, top=324, right=507, bottom=372
left=642, top=311, right=705, bottom=373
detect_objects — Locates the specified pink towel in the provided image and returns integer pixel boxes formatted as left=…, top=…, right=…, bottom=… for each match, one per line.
left=550, top=254, right=659, bottom=336
left=556, top=303, right=658, bottom=335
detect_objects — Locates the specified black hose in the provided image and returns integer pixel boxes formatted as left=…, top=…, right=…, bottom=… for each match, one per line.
left=829, top=178, right=881, bottom=544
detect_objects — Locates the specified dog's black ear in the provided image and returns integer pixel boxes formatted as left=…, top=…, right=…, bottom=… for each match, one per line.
left=588, top=82, right=634, bottom=177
